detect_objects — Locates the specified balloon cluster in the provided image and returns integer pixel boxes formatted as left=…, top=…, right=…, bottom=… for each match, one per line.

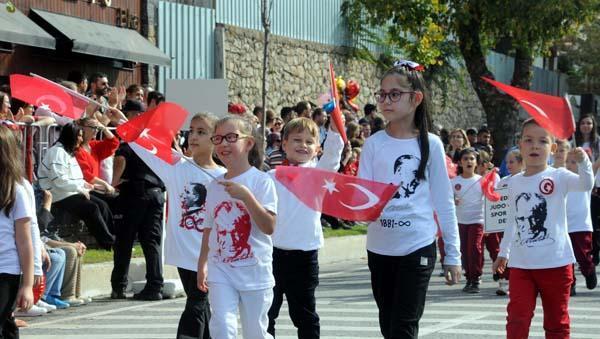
left=227, top=102, right=247, bottom=115
left=317, top=76, right=361, bottom=113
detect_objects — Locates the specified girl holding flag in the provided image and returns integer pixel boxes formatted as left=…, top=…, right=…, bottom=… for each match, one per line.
left=358, top=61, right=461, bottom=339
left=129, top=112, right=225, bottom=339
left=197, top=115, right=278, bottom=339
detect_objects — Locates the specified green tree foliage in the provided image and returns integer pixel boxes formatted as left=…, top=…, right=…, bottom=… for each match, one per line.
left=342, top=0, right=599, bottom=158
left=559, top=20, right=600, bottom=94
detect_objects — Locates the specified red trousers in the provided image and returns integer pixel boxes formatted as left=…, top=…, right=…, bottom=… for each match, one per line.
left=483, top=232, right=510, bottom=279
left=459, top=223, right=484, bottom=281
left=569, top=231, right=594, bottom=277
left=507, top=265, right=573, bottom=339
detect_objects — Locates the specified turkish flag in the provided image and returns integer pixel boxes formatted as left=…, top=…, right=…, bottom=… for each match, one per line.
left=275, top=166, right=398, bottom=221
left=482, top=77, right=575, bottom=139
left=481, top=167, right=501, bottom=202
left=10, top=74, right=87, bottom=119
left=116, top=102, right=189, bottom=164
left=329, top=62, right=348, bottom=142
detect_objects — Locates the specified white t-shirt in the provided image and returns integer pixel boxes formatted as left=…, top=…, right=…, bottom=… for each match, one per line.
left=566, top=190, right=593, bottom=233
left=269, top=129, right=344, bottom=251
left=451, top=175, right=484, bottom=224
left=130, top=143, right=226, bottom=272
left=358, top=131, right=461, bottom=266
left=499, top=160, right=594, bottom=269
left=205, top=167, right=278, bottom=291
left=21, top=180, right=43, bottom=276
left=0, top=183, right=33, bottom=275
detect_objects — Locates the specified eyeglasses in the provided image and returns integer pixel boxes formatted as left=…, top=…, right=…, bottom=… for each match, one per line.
left=210, top=133, right=251, bottom=145
left=374, top=90, right=414, bottom=103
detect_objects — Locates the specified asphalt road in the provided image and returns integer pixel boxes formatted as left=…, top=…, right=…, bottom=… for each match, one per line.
left=21, top=258, right=600, bottom=338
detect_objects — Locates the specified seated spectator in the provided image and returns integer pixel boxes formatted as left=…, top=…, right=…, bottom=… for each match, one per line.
left=66, top=71, right=88, bottom=95
left=75, top=117, right=119, bottom=194
left=126, top=84, right=144, bottom=103
left=37, top=123, right=115, bottom=249
left=146, top=91, right=165, bottom=110
left=42, top=247, right=68, bottom=309
left=36, top=188, right=88, bottom=306
left=0, top=91, right=14, bottom=121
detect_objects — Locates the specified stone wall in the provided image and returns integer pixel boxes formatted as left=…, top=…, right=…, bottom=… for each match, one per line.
left=223, top=25, right=486, bottom=130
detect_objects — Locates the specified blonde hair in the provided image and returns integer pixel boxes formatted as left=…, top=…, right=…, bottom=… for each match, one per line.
left=215, top=115, right=262, bottom=169
left=506, top=149, right=523, bottom=163
left=282, top=117, right=319, bottom=143
left=191, top=112, right=218, bottom=131
left=448, top=128, right=470, bottom=151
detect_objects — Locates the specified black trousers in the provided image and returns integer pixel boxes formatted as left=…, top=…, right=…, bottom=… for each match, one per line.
left=368, top=241, right=436, bottom=339
left=0, top=274, right=20, bottom=339
left=176, top=268, right=210, bottom=339
left=52, top=193, right=114, bottom=249
left=268, top=248, right=319, bottom=339
left=110, top=189, right=164, bottom=293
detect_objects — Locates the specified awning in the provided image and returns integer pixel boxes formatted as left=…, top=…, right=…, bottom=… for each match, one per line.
left=0, top=2, right=55, bottom=49
left=29, top=8, right=171, bottom=66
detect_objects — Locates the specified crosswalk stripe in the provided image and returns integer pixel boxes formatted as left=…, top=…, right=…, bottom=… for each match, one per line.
left=436, top=328, right=600, bottom=339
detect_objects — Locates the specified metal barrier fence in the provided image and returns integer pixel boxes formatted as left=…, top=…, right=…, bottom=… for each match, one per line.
left=13, top=122, right=117, bottom=182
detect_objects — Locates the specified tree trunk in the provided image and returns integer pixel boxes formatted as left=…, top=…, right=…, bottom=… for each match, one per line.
left=512, top=47, right=533, bottom=89
left=456, top=8, right=522, bottom=164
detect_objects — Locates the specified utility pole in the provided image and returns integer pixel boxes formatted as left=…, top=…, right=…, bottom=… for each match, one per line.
left=261, top=0, right=271, bottom=141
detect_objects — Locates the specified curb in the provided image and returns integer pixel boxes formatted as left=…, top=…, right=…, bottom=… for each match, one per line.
left=81, top=235, right=366, bottom=297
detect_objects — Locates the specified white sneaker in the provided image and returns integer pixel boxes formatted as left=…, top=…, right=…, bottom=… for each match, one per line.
left=36, top=300, right=56, bottom=312
left=496, top=279, right=509, bottom=296
left=15, top=304, right=47, bottom=317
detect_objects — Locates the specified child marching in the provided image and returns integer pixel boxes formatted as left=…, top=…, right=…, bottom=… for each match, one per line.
left=358, top=61, right=461, bottom=339
left=493, top=119, right=594, bottom=338
left=452, top=147, right=485, bottom=293
left=266, top=117, right=344, bottom=338
left=197, top=116, right=278, bottom=339
left=130, top=113, right=225, bottom=339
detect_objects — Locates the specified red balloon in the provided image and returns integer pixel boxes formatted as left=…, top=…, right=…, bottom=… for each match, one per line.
left=345, top=80, right=360, bottom=100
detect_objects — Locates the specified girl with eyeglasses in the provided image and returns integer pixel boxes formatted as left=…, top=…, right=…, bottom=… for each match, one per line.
left=129, top=112, right=225, bottom=338
left=358, top=61, right=461, bottom=338
left=197, top=116, right=277, bottom=339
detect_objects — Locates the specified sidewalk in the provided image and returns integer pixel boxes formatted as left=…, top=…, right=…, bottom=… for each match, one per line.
left=82, top=235, right=367, bottom=297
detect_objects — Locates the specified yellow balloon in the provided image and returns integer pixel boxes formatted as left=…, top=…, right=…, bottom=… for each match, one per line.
left=336, top=77, right=346, bottom=91
left=6, top=1, right=16, bottom=13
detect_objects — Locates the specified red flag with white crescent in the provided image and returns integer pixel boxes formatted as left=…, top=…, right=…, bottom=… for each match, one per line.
left=275, top=166, right=398, bottom=221
left=481, top=167, right=501, bottom=202
left=10, top=74, right=87, bottom=119
left=116, top=102, right=189, bottom=165
left=482, top=77, right=575, bottom=139
left=329, top=62, right=348, bottom=143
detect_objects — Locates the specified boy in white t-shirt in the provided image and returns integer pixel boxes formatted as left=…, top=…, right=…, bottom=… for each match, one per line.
left=452, top=148, right=484, bottom=293
left=493, top=119, right=594, bottom=338
left=266, top=117, right=344, bottom=337
left=553, top=140, right=597, bottom=294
